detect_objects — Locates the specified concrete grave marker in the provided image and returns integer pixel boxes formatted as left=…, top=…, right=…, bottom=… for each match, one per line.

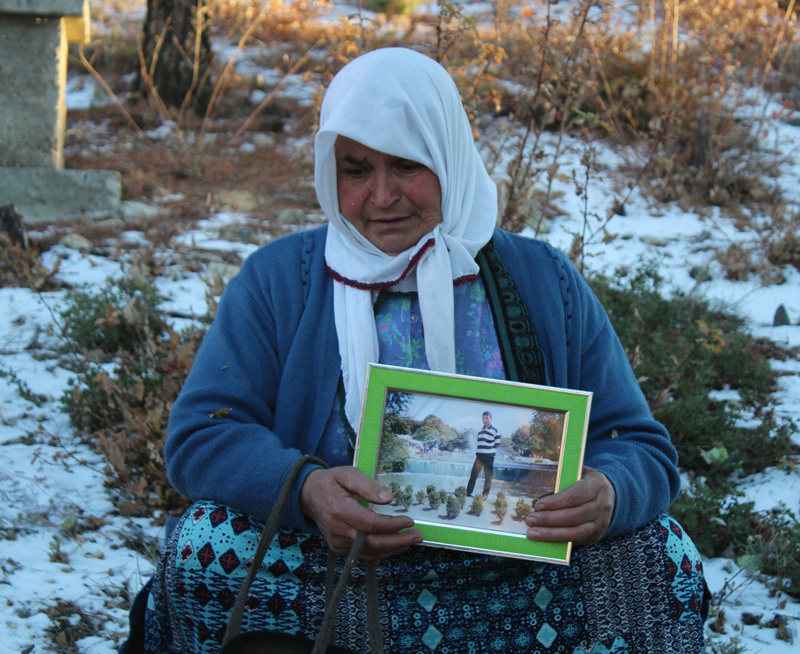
left=0, top=0, right=124, bottom=223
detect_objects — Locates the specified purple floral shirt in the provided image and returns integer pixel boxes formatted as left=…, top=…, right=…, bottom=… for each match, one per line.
left=318, top=277, right=506, bottom=464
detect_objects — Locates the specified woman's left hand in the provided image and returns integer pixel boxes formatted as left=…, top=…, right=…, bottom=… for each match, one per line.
left=524, top=466, right=615, bottom=546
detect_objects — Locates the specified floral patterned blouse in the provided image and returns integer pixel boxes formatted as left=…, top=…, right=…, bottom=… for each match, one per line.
left=317, top=277, right=506, bottom=465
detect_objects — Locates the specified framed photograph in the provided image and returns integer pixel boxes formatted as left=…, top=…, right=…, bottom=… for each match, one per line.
left=353, top=364, right=591, bottom=565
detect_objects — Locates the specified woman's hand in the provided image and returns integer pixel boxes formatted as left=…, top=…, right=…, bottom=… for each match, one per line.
left=299, top=466, right=423, bottom=561
left=524, top=466, right=616, bottom=547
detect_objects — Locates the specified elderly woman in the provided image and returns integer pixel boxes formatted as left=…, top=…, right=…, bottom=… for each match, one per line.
left=140, top=48, right=707, bottom=653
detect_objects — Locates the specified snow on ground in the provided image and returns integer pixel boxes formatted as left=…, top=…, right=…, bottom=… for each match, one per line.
left=5, top=164, right=798, bottom=651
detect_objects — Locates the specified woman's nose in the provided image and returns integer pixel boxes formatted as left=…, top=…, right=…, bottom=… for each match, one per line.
left=370, top=170, right=401, bottom=208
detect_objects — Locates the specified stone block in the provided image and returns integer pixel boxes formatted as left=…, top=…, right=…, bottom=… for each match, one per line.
left=0, top=16, right=67, bottom=168
left=0, top=167, right=122, bottom=224
left=0, top=0, right=85, bottom=16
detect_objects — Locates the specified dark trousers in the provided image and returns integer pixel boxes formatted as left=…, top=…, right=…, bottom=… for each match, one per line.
left=466, top=453, right=496, bottom=496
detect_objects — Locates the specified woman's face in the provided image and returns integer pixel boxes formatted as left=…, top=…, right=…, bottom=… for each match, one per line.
left=334, top=136, right=443, bottom=256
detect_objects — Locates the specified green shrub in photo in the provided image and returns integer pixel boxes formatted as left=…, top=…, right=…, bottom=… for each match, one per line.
left=515, top=499, right=533, bottom=521
left=392, top=485, right=405, bottom=504
left=445, top=494, right=462, bottom=519
left=398, top=488, right=414, bottom=512
left=494, top=492, right=508, bottom=523
left=415, top=489, right=426, bottom=505
left=454, top=486, right=467, bottom=502
left=469, top=494, right=484, bottom=516
left=429, top=489, right=444, bottom=510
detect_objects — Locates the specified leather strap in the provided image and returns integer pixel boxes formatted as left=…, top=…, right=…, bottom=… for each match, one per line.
left=222, top=455, right=383, bottom=652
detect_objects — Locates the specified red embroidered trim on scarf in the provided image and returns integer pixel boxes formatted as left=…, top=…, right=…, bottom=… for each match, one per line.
left=325, top=238, right=435, bottom=290
left=454, top=274, right=479, bottom=287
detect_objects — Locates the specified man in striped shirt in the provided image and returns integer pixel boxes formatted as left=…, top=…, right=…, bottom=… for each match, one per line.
left=466, top=411, right=501, bottom=500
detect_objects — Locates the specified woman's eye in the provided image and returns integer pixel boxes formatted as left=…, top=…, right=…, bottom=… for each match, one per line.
left=396, top=161, right=422, bottom=174
left=343, top=167, right=367, bottom=178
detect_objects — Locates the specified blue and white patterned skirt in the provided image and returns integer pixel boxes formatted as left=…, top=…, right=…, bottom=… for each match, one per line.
left=143, top=501, right=707, bottom=653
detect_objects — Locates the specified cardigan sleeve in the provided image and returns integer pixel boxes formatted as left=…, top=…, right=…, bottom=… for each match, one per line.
left=492, top=231, right=680, bottom=538
left=164, top=228, right=339, bottom=530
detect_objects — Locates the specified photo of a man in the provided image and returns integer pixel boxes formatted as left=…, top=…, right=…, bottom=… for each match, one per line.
left=466, top=411, right=501, bottom=500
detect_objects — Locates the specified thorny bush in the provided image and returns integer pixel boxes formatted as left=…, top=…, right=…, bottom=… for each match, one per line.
left=61, top=278, right=204, bottom=519
left=590, top=261, right=800, bottom=598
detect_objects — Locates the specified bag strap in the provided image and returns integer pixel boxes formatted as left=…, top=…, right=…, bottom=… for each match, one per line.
left=222, top=454, right=383, bottom=653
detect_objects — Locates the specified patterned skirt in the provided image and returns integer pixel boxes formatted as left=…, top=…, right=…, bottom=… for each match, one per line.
left=143, top=501, right=707, bottom=654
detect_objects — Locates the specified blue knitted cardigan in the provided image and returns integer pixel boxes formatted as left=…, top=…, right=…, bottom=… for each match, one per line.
left=165, top=226, right=679, bottom=539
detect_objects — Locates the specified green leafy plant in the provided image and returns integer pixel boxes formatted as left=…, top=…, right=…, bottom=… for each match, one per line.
left=428, top=488, right=444, bottom=510
left=398, top=488, right=414, bottom=511
left=588, top=261, right=798, bottom=488
left=494, top=491, right=508, bottom=523
left=669, top=478, right=756, bottom=558
left=59, top=277, right=168, bottom=355
left=59, top=277, right=204, bottom=518
left=445, top=494, right=462, bottom=519
left=743, top=507, right=800, bottom=599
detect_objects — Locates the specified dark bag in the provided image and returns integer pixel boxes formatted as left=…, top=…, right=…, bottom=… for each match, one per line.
left=219, top=455, right=383, bottom=654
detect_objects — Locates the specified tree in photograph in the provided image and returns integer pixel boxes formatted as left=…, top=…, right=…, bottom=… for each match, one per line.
left=377, top=430, right=410, bottom=473
left=469, top=494, right=484, bottom=516
left=413, top=415, right=469, bottom=451
left=415, top=489, right=426, bottom=504
left=413, top=415, right=449, bottom=443
left=449, top=427, right=471, bottom=452
left=511, top=410, right=565, bottom=459
left=378, top=392, right=415, bottom=472
left=385, top=391, right=413, bottom=416
left=531, top=410, right=565, bottom=459
left=510, top=423, right=534, bottom=456
left=138, top=0, right=213, bottom=114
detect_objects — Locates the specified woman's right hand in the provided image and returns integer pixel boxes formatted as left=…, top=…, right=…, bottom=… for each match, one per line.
left=299, top=466, right=423, bottom=561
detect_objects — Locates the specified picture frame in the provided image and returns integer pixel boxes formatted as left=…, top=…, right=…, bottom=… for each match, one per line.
left=353, top=364, right=592, bottom=565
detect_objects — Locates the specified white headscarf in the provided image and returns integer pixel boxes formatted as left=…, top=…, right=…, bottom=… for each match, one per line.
left=315, top=48, right=498, bottom=428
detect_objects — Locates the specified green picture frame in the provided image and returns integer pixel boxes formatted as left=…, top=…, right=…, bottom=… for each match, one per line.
left=353, top=364, right=591, bottom=564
